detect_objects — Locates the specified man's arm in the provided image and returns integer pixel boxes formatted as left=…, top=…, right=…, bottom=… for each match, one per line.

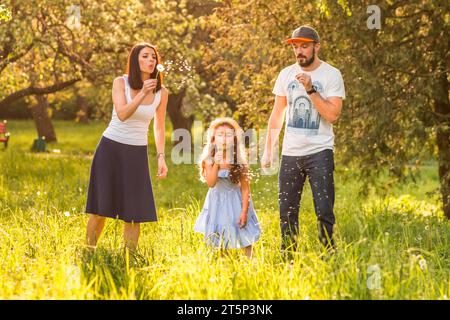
left=309, top=94, right=342, bottom=124
left=296, top=72, right=343, bottom=124
left=261, top=95, right=287, bottom=167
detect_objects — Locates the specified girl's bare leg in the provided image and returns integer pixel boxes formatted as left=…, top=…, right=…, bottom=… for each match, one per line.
left=243, top=245, right=252, bottom=258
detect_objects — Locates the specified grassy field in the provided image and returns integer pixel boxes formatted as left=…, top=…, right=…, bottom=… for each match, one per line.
left=0, top=120, right=449, bottom=299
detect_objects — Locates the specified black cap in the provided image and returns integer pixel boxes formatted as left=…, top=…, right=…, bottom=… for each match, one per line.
left=285, top=26, right=320, bottom=44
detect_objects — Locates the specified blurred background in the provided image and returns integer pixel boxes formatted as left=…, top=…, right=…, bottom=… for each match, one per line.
left=0, top=0, right=449, bottom=300
left=0, top=1, right=448, bottom=216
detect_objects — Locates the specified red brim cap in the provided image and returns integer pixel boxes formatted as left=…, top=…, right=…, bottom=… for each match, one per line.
left=285, top=37, right=316, bottom=44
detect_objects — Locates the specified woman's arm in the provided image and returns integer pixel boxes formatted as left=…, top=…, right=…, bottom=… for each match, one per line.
left=154, top=87, right=168, bottom=155
left=154, top=87, right=168, bottom=179
left=112, top=77, right=156, bottom=122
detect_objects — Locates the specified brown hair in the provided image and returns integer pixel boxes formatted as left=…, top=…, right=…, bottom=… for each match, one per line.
left=198, top=117, right=249, bottom=185
left=124, top=42, right=163, bottom=92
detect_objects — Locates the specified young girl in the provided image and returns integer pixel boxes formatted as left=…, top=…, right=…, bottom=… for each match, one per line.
left=194, top=117, right=261, bottom=258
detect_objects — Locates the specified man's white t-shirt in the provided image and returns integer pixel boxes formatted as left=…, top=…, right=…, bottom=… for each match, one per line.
left=272, top=61, right=345, bottom=156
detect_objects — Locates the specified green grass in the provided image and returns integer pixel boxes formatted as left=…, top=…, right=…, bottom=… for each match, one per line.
left=0, top=120, right=449, bottom=299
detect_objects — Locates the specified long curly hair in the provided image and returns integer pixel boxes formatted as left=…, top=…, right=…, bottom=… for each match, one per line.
left=198, top=117, right=249, bottom=185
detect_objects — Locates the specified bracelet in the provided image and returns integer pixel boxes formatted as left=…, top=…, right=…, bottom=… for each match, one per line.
left=157, top=152, right=165, bottom=159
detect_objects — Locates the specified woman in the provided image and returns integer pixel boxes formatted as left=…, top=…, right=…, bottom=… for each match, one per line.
left=85, top=42, right=168, bottom=251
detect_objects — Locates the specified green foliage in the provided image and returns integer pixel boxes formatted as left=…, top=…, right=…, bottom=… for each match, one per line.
left=202, top=0, right=449, bottom=199
left=0, top=120, right=448, bottom=299
left=0, top=4, right=12, bottom=23
left=0, top=0, right=216, bottom=121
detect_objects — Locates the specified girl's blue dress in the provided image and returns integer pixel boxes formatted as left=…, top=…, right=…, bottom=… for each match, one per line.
left=194, top=168, right=261, bottom=249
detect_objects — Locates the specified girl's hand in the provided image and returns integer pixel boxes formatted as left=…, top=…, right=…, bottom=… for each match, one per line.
left=141, top=79, right=157, bottom=95
left=238, top=212, right=248, bottom=228
left=157, top=157, right=168, bottom=179
left=213, top=148, right=224, bottom=164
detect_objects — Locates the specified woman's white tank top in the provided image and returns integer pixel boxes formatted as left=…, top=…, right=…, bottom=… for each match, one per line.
left=102, top=75, right=161, bottom=146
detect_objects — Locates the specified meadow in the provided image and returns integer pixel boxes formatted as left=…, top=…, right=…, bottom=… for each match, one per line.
left=0, top=120, right=448, bottom=299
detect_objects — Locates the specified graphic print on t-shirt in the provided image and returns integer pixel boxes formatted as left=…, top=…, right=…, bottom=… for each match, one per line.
left=286, top=79, right=323, bottom=135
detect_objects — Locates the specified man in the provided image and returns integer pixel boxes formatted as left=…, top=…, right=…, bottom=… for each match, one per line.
left=261, top=26, right=346, bottom=254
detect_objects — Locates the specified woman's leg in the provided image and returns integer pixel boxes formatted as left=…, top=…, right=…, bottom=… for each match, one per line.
left=123, top=222, right=140, bottom=251
left=243, top=245, right=253, bottom=258
left=86, top=214, right=106, bottom=249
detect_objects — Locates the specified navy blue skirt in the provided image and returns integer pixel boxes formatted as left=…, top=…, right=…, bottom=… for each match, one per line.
left=85, top=136, right=157, bottom=223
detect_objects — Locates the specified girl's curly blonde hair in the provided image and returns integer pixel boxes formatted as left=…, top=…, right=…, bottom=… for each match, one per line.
left=198, top=117, right=249, bottom=184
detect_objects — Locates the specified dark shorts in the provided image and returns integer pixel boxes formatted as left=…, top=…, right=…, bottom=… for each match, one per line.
left=85, top=136, right=157, bottom=223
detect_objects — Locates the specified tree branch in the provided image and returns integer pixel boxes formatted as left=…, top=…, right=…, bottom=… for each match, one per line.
left=0, top=78, right=81, bottom=109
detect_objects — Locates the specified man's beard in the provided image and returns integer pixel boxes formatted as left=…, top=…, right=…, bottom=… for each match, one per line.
left=297, top=48, right=315, bottom=67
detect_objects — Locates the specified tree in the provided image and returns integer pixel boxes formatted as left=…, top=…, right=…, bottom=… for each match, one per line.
left=0, top=0, right=150, bottom=140
left=320, top=0, right=449, bottom=218
left=203, top=0, right=450, bottom=218
left=0, top=0, right=222, bottom=138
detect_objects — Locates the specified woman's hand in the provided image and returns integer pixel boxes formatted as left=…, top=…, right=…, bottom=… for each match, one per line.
left=141, top=79, right=157, bottom=95
left=157, top=156, right=168, bottom=179
left=238, top=212, right=248, bottom=228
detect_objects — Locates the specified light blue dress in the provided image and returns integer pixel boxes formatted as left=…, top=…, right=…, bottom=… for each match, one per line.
left=194, top=168, right=261, bottom=249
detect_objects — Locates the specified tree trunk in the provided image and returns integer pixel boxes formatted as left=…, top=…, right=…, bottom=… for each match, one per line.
left=431, top=9, right=450, bottom=219
left=27, top=50, right=57, bottom=142
left=435, top=70, right=450, bottom=219
left=167, top=88, right=194, bottom=132
left=30, top=95, right=57, bottom=142
left=75, top=91, right=89, bottom=123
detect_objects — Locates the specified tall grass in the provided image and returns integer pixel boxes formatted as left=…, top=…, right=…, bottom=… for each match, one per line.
left=0, top=120, right=448, bottom=299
